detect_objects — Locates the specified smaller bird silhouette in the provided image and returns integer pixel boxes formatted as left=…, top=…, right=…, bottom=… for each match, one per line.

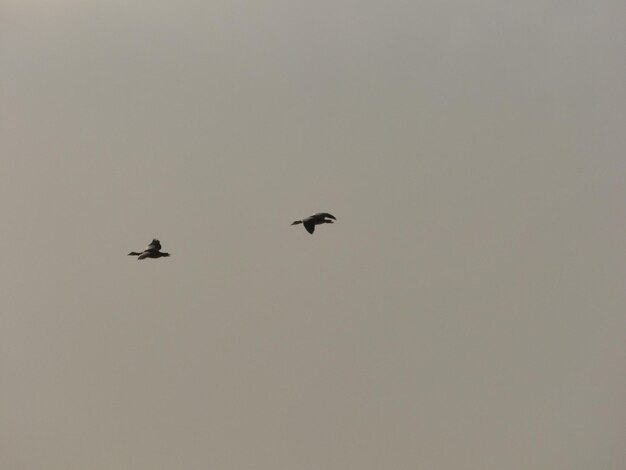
left=291, top=212, right=336, bottom=234
left=128, top=239, right=170, bottom=260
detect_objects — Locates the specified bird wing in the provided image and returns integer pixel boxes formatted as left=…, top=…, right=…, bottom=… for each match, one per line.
left=137, top=251, right=151, bottom=260
left=146, top=239, right=161, bottom=251
left=303, top=221, right=316, bottom=234
left=313, top=212, right=336, bottom=220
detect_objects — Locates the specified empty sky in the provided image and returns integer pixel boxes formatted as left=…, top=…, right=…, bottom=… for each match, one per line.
left=1, top=1, right=625, bottom=469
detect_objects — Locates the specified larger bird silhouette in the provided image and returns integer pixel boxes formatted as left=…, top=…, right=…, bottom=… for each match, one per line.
left=291, top=212, right=336, bottom=234
left=128, top=239, right=170, bottom=260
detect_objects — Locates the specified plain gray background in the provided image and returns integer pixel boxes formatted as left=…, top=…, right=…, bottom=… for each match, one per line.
left=2, top=1, right=625, bottom=469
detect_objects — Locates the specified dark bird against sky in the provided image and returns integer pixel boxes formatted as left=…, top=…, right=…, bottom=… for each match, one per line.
left=128, top=239, right=170, bottom=260
left=291, top=213, right=336, bottom=234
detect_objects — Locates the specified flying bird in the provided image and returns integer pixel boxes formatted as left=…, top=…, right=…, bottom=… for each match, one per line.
left=291, top=212, right=336, bottom=234
left=128, top=239, right=170, bottom=260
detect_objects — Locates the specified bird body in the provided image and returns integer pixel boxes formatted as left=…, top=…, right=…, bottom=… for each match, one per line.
left=291, top=212, right=336, bottom=234
left=128, top=239, right=170, bottom=260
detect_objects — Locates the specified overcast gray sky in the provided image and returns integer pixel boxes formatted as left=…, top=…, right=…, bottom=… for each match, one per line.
left=2, top=1, right=625, bottom=469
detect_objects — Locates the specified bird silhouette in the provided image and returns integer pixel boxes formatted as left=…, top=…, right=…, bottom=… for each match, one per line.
left=291, top=213, right=336, bottom=234
left=128, top=239, right=170, bottom=260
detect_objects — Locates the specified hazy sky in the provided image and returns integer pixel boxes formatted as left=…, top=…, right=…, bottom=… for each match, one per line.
left=2, top=1, right=625, bottom=469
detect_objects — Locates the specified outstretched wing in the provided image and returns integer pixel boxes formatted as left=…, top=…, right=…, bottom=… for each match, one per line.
left=313, top=212, right=336, bottom=220
left=303, top=221, right=316, bottom=234
left=146, top=239, right=161, bottom=251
